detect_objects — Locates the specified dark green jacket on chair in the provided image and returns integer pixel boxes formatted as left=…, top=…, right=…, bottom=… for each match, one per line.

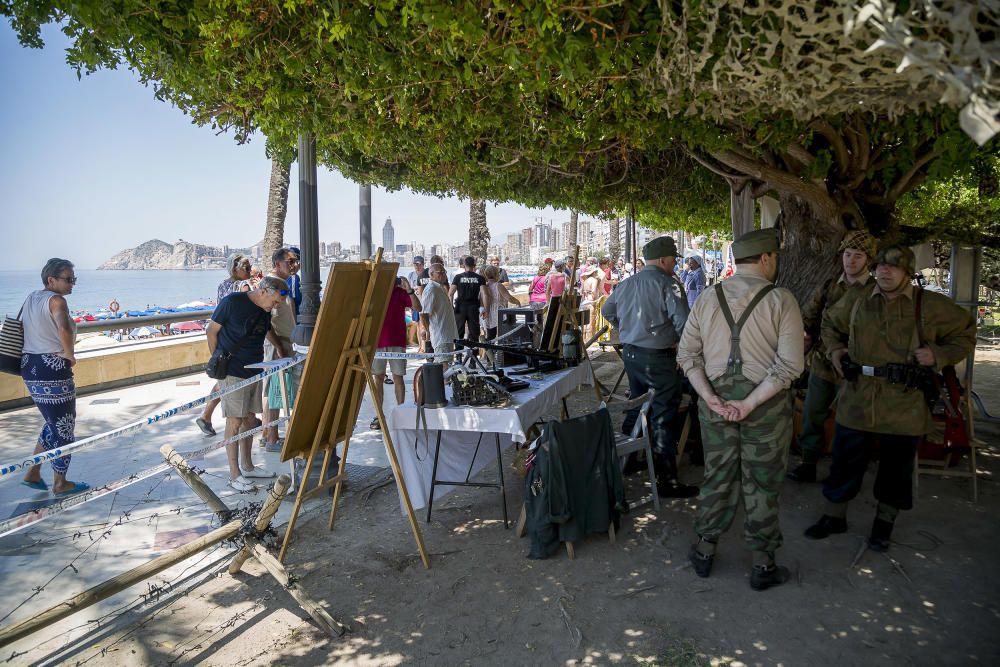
left=524, top=408, right=626, bottom=559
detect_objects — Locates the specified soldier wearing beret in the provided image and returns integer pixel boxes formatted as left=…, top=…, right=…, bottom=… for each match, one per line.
left=806, top=245, right=976, bottom=550
left=678, top=228, right=804, bottom=590
left=601, top=235, right=697, bottom=497
left=788, top=229, right=878, bottom=482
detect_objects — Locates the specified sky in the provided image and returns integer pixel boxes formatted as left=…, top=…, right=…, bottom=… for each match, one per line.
left=0, top=23, right=570, bottom=270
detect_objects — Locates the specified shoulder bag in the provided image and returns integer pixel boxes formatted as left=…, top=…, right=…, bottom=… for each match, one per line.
left=206, top=311, right=264, bottom=380
left=0, top=304, right=25, bottom=376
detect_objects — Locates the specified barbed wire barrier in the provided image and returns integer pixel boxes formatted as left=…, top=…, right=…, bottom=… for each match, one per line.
left=0, top=355, right=305, bottom=477
left=0, top=446, right=347, bottom=650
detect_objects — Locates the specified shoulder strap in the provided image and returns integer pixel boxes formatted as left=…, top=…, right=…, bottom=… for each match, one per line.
left=715, top=283, right=775, bottom=375
left=915, top=286, right=926, bottom=347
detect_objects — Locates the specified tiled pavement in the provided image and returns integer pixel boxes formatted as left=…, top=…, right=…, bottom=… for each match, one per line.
left=0, top=366, right=404, bottom=658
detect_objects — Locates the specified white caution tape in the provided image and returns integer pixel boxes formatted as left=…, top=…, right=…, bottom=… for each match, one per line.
left=373, top=350, right=464, bottom=360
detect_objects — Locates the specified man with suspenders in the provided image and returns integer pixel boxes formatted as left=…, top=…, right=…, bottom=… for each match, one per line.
left=678, top=229, right=804, bottom=590
left=805, top=246, right=976, bottom=550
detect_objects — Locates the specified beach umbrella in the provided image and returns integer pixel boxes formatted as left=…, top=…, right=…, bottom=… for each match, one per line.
left=171, top=321, right=205, bottom=332
left=129, top=326, right=158, bottom=338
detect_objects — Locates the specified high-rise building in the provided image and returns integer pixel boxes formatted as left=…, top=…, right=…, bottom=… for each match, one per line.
left=331, top=241, right=342, bottom=255
left=382, top=217, right=395, bottom=255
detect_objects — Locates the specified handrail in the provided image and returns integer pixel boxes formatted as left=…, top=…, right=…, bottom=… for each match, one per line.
left=76, top=308, right=214, bottom=332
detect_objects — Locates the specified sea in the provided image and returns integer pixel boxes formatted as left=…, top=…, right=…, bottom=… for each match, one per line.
left=0, top=265, right=539, bottom=317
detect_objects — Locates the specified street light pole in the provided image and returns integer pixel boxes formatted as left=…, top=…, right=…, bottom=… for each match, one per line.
left=360, top=185, right=372, bottom=259
left=292, top=132, right=320, bottom=346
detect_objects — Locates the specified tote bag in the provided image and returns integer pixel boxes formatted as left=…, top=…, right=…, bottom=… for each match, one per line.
left=0, top=305, right=25, bottom=375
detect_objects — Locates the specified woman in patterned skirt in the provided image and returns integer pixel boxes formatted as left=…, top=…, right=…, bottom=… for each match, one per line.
left=20, top=258, right=89, bottom=496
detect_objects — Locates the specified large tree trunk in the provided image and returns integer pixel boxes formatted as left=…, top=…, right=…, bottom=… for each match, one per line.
left=775, top=193, right=844, bottom=304
left=568, top=210, right=578, bottom=250
left=469, top=198, right=489, bottom=266
left=262, top=158, right=291, bottom=266
left=608, top=216, right=620, bottom=260
left=730, top=181, right=755, bottom=238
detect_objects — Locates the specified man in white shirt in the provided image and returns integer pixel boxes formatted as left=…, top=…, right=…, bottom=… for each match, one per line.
left=420, top=263, right=460, bottom=361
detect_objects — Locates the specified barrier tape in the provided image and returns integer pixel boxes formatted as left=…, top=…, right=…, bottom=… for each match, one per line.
left=371, top=324, right=531, bottom=360
left=0, top=414, right=290, bottom=539
left=0, top=356, right=304, bottom=477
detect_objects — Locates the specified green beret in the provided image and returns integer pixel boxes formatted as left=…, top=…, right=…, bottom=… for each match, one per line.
left=642, top=236, right=678, bottom=260
left=732, top=228, right=780, bottom=259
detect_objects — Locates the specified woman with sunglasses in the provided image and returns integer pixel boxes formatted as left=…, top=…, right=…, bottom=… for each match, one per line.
left=20, top=258, right=89, bottom=497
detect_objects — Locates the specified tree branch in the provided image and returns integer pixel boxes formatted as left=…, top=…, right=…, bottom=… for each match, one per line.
left=683, top=147, right=746, bottom=181
left=710, top=149, right=839, bottom=220
left=809, top=120, right=852, bottom=178
left=886, top=148, right=942, bottom=203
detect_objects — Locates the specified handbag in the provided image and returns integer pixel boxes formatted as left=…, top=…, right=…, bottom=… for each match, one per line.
left=206, top=347, right=233, bottom=380
left=0, top=305, right=25, bottom=376
left=206, top=311, right=264, bottom=380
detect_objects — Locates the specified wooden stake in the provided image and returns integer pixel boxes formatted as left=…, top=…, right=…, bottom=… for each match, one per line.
left=0, top=520, right=242, bottom=649
left=244, top=539, right=349, bottom=636
left=160, top=444, right=229, bottom=516
left=229, top=474, right=291, bottom=574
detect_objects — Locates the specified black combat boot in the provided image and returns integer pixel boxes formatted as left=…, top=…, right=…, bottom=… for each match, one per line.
left=786, top=462, right=817, bottom=482
left=750, top=563, right=791, bottom=591
left=654, top=452, right=698, bottom=498
left=868, top=518, right=894, bottom=552
left=804, top=514, right=848, bottom=539
left=688, top=542, right=715, bottom=578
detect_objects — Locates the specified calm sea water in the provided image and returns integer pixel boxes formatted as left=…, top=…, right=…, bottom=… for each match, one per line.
left=0, top=270, right=228, bottom=316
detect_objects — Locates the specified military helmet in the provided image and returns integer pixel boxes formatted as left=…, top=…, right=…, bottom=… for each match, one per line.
left=873, top=245, right=916, bottom=275
left=839, top=229, right=877, bottom=259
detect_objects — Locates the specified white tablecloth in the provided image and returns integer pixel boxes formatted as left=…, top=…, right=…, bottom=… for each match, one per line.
left=389, top=363, right=594, bottom=511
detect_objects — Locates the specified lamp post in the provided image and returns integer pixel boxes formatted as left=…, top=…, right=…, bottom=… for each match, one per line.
left=292, top=133, right=320, bottom=346
left=360, top=185, right=372, bottom=259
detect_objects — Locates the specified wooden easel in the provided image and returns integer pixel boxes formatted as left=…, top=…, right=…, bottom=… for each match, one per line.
left=277, top=249, right=430, bottom=568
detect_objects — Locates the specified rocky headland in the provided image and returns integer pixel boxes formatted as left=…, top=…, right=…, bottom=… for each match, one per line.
left=98, top=239, right=256, bottom=270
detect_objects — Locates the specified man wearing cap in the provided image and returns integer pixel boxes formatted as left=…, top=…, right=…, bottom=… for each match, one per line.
left=806, top=245, right=975, bottom=551
left=678, top=228, right=804, bottom=590
left=408, top=256, right=431, bottom=321
left=787, top=230, right=878, bottom=483
left=602, top=236, right=696, bottom=498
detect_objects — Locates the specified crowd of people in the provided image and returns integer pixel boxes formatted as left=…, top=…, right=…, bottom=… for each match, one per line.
left=17, top=232, right=976, bottom=590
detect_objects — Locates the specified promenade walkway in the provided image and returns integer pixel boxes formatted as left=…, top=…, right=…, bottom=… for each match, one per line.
left=0, top=364, right=399, bottom=660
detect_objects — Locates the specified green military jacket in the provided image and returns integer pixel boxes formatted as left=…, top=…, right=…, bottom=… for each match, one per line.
left=802, top=273, right=871, bottom=383
left=821, top=283, right=977, bottom=435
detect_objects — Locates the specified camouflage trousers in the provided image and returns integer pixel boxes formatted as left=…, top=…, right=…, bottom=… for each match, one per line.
left=694, top=373, right=793, bottom=553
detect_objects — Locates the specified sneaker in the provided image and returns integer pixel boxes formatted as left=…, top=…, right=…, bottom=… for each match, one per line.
left=264, top=441, right=283, bottom=453
left=688, top=545, right=714, bottom=578
left=229, top=475, right=256, bottom=492
left=195, top=417, right=216, bottom=437
left=370, top=417, right=381, bottom=431
left=384, top=377, right=394, bottom=385
left=750, top=564, right=790, bottom=591
left=240, top=465, right=276, bottom=479
left=786, top=462, right=817, bottom=482
left=804, top=515, right=848, bottom=540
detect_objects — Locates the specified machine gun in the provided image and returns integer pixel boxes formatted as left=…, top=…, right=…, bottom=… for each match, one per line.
left=454, top=338, right=567, bottom=376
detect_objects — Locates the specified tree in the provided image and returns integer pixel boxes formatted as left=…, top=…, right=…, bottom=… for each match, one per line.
left=608, top=215, right=620, bottom=262
left=567, top=210, right=578, bottom=251
left=469, top=199, right=488, bottom=267
left=261, top=158, right=291, bottom=266
left=5, top=1, right=994, bottom=302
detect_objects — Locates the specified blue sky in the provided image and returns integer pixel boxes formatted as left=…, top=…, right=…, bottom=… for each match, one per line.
left=0, top=23, right=568, bottom=270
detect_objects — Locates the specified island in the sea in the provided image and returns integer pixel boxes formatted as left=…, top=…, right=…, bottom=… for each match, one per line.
left=98, top=239, right=262, bottom=270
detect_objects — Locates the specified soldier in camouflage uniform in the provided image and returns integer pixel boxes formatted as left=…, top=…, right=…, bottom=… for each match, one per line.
left=806, top=246, right=976, bottom=550
left=678, top=229, right=804, bottom=590
left=788, top=230, right=878, bottom=482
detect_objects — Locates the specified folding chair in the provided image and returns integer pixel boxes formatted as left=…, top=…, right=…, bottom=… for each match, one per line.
left=602, top=389, right=660, bottom=511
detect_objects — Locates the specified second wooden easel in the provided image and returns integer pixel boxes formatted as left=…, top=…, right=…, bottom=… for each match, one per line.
left=277, top=249, right=430, bottom=568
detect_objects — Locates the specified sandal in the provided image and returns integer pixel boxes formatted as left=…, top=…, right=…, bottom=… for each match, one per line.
left=54, top=482, right=91, bottom=497
left=21, top=479, right=48, bottom=491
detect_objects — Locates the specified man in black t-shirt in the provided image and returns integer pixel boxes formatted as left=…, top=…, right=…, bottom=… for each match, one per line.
left=207, top=276, right=287, bottom=492
left=449, top=255, right=491, bottom=349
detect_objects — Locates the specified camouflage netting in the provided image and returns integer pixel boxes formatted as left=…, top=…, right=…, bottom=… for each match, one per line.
left=654, top=0, right=999, bottom=144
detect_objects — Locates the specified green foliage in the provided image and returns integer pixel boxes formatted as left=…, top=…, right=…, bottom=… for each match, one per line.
left=1, top=0, right=991, bottom=226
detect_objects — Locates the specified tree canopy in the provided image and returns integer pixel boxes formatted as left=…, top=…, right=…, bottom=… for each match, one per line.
left=4, top=1, right=996, bottom=258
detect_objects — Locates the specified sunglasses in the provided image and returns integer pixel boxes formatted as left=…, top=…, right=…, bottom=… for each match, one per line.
left=55, top=276, right=77, bottom=285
